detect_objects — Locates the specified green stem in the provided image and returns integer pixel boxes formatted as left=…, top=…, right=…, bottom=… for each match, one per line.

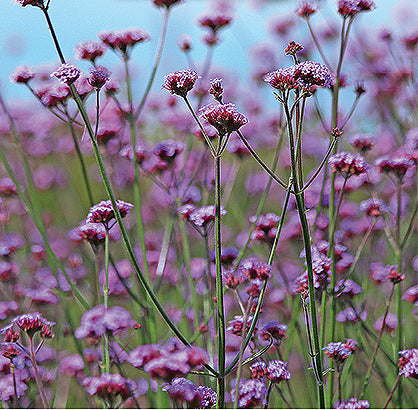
left=103, top=227, right=111, bottom=374
left=383, top=374, right=402, bottom=409
left=29, top=337, right=50, bottom=409
left=214, top=154, right=226, bottom=408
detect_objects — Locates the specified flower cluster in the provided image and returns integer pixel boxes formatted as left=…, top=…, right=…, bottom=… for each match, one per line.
left=347, top=133, right=376, bottom=153
left=398, top=348, right=418, bottom=379
left=329, top=151, right=368, bottom=177
left=88, top=67, right=110, bottom=90
left=337, top=0, right=375, bottom=18
left=98, top=28, right=150, bottom=57
left=128, top=341, right=209, bottom=381
left=323, top=339, right=357, bottom=371
left=178, top=204, right=227, bottom=230
left=9, top=65, right=35, bottom=84
left=200, top=103, right=248, bottom=136
left=162, top=378, right=216, bottom=408
left=250, top=213, right=280, bottom=244
left=1, top=312, right=55, bottom=339
left=295, top=1, right=318, bottom=18
left=82, top=373, right=136, bottom=407
left=259, top=321, right=288, bottom=342
left=375, top=154, right=415, bottom=182
left=74, top=40, right=107, bottom=62
left=227, top=315, right=255, bottom=336
left=359, top=198, right=387, bottom=217
left=152, top=0, right=183, bottom=9
left=162, top=69, right=200, bottom=98
left=51, top=64, right=81, bottom=85
left=86, top=199, right=134, bottom=226
left=240, top=258, right=271, bottom=281
left=334, top=398, right=370, bottom=409
left=152, top=139, right=185, bottom=163
left=232, top=379, right=268, bottom=408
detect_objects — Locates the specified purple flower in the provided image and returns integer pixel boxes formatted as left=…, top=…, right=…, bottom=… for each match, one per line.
left=337, top=0, right=375, bottom=17
left=295, top=1, right=318, bottom=18
left=144, top=356, right=191, bottom=381
left=98, top=28, right=150, bottom=58
left=398, top=349, right=418, bottom=379
left=386, top=265, right=405, bottom=284
left=209, top=247, right=238, bottom=267
left=403, top=285, right=418, bottom=304
left=74, top=40, right=107, bottom=62
left=209, top=78, right=224, bottom=103
left=0, top=374, right=27, bottom=402
left=373, top=313, right=398, bottom=332
left=152, top=139, right=185, bottom=163
left=359, top=198, right=387, bottom=217
left=88, top=67, right=110, bottom=90
left=259, top=321, right=288, bottom=342
left=197, top=13, right=233, bottom=33
left=82, top=373, right=136, bottom=407
left=1, top=312, right=55, bottom=338
left=75, top=305, right=138, bottom=341
left=334, top=398, right=370, bottom=409
left=51, top=64, right=81, bottom=85
left=285, top=40, right=304, bottom=56
left=347, top=133, right=375, bottom=153
left=250, top=361, right=268, bottom=379
left=152, top=0, right=183, bottom=8
left=163, top=378, right=201, bottom=407
left=197, top=385, right=217, bottom=408
left=86, top=199, right=134, bottom=226
left=241, top=258, right=271, bottom=281
left=336, top=308, right=367, bottom=323
left=227, top=315, right=255, bottom=336
left=10, top=65, right=35, bottom=84
left=329, top=152, right=368, bottom=176
left=323, top=342, right=352, bottom=365
left=162, top=70, right=200, bottom=98
left=14, top=0, right=44, bottom=7
left=179, top=205, right=227, bottom=229
left=200, top=103, right=248, bottom=136
left=232, top=379, right=268, bottom=408
left=266, top=360, right=292, bottom=383
left=59, top=354, right=85, bottom=377
left=128, top=344, right=162, bottom=368
left=375, top=154, right=414, bottom=182
left=250, top=213, right=280, bottom=244
left=178, top=34, right=192, bottom=52
left=0, top=178, right=18, bottom=197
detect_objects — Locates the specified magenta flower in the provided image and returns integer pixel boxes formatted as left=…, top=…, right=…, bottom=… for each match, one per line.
left=1, top=312, right=55, bottom=339
left=200, top=103, right=248, bottom=136
left=375, top=154, right=414, bottom=182
left=294, top=61, right=335, bottom=88
left=359, top=198, right=387, bottom=217
left=347, top=133, right=375, bottom=153
left=51, top=64, right=81, bottom=85
left=152, top=0, right=183, bottom=8
left=74, top=40, right=106, bottom=62
left=209, top=78, right=224, bottom=103
left=162, top=378, right=202, bottom=407
left=329, top=151, right=368, bottom=177
left=398, top=349, right=418, bottom=379
left=259, top=321, right=288, bottom=342
left=250, top=361, right=268, bottom=379
left=86, top=199, right=134, bottom=226
left=197, top=13, right=233, bottom=33
left=232, top=379, right=268, bottom=408
left=241, top=258, right=271, bottom=281
left=82, top=373, right=136, bottom=407
left=14, top=0, right=44, bottom=7
left=295, top=1, right=318, bottom=18
left=334, top=398, right=370, bottom=409
left=162, top=69, right=200, bottom=98
left=178, top=34, right=192, bottom=52
left=266, top=360, right=292, bottom=383
left=9, top=65, right=35, bottom=84
left=98, top=28, right=150, bottom=58
left=88, top=67, right=110, bottom=90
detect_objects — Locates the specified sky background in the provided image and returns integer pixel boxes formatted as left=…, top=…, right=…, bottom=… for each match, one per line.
left=0, top=0, right=417, bottom=100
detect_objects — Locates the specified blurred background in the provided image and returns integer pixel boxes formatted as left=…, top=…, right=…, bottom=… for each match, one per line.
left=1, top=0, right=417, bottom=99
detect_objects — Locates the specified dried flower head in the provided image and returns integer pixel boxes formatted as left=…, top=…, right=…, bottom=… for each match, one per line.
left=51, top=64, right=81, bottom=85
left=200, top=103, right=248, bottom=136
left=162, top=69, right=200, bottom=98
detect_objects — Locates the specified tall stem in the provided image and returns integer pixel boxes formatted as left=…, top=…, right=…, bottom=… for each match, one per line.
left=29, top=337, right=50, bottom=409
left=214, top=154, right=226, bottom=408
left=284, top=102, right=325, bottom=408
left=103, top=227, right=111, bottom=374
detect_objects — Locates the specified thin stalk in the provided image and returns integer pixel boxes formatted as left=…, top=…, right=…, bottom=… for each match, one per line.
left=39, top=9, right=218, bottom=375
left=29, top=337, right=49, bottom=409
left=134, top=7, right=170, bottom=121
left=306, top=18, right=332, bottom=69
left=283, top=101, right=325, bottom=408
left=214, top=154, right=226, bottom=408
left=103, top=227, right=111, bottom=373
left=360, top=283, right=395, bottom=398
left=383, top=374, right=402, bottom=409
left=400, top=199, right=418, bottom=250
left=236, top=130, right=288, bottom=190
left=11, top=364, right=18, bottom=409
left=340, top=94, right=361, bottom=129
left=264, top=381, right=274, bottom=409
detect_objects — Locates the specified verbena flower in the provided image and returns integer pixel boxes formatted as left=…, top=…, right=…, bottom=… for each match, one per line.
left=14, top=0, right=44, bottom=7
left=337, top=0, right=375, bottom=18
left=86, top=199, right=134, bottom=226
left=241, top=258, right=271, bottom=281
left=1, top=312, right=55, bottom=339
left=88, top=67, right=110, bottom=90
left=227, top=315, right=255, bottom=336
left=98, top=28, right=150, bottom=58
left=179, top=205, right=227, bottom=229
left=10, top=65, right=35, bottom=84
left=250, top=361, right=268, bottom=379
left=259, top=321, right=288, bottom=342
left=386, top=265, right=405, bottom=284
left=334, top=397, right=370, bottom=409
left=178, top=34, right=192, bottom=52
left=197, top=13, right=233, bottom=33
left=375, top=154, right=414, bottom=183
left=163, top=378, right=202, bottom=407
left=284, top=40, right=304, bottom=56
left=359, top=198, right=387, bottom=217
left=152, top=139, right=185, bottom=163
left=323, top=342, right=352, bottom=364
left=197, top=385, right=217, bottom=408
left=162, top=70, right=200, bottom=98
left=398, top=348, right=418, bottom=379
left=82, top=373, right=136, bottom=407
left=232, top=379, right=268, bottom=408
left=51, top=64, right=81, bottom=85
left=329, top=151, right=368, bottom=177
left=250, top=213, right=280, bottom=244
left=295, top=1, right=318, bottom=18
left=403, top=285, right=418, bottom=304
left=209, top=78, right=224, bottom=103
left=294, top=61, right=335, bottom=88
left=74, top=40, right=107, bottom=62
left=200, top=103, right=248, bottom=136
left=266, top=360, right=292, bottom=383
left=347, top=133, right=375, bottom=152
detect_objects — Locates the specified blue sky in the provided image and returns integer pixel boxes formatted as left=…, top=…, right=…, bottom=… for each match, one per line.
left=0, top=0, right=416, bottom=99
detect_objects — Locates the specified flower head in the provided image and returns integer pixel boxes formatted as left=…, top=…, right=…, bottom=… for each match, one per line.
left=266, top=360, right=292, bottom=383
left=98, top=28, right=150, bottom=58
left=51, top=64, right=81, bottom=85
left=162, top=70, right=200, bottom=98
left=83, top=373, right=136, bottom=407
left=250, top=361, right=268, bottom=379
left=241, top=259, right=271, bottom=281
left=295, top=1, right=318, bottom=18
left=87, top=199, right=134, bottom=226
left=152, top=139, right=185, bottom=163
left=347, top=133, right=375, bottom=153
left=209, top=78, right=224, bottom=103
left=198, top=13, right=233, bottom=33
left=10, top=65, right=35, bottom=84
left=14, top=0, right=44, bottom=7
left=323, top=341, right=352, bottom=365
left=359, top=198, right=387, bottom=217
left=398, top=349, right=418, bottom=379
left=178, top=34, right=192, bottom=52
left=375, top=154, right=414, bottom=183
left=200, top=103, right=248, bottom=136
left=294, top=61, right=335, bottom=89
left=88, top=67, right=110, bottom=90
left=329, top=151, right=368, bottom=177
left=334, top=398, right=370, bottom=409
left=1, top=312, right=55, bottom=339
left=259, top=321, right=288, bottom=342
left=153, top=0, right=183, bottom=8
left=163, top=378, right=201, bottom=407
left=74, top=40, right=106, bottom=62
left=285, top=41, right=304, bottom=56
left=232, top=379, right=267, bottom=408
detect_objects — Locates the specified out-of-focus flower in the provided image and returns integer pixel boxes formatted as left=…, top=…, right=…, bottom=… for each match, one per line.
left=347, top=133, right=375, bottom=153
left=259, top=321, right=287, bottom=342
left=51, top=64, right=81, bottom=85
left=386, top=265, right=405, bottom=284
left=227, top=315, right=255, bottom=336
left=74, top=40, right=106, bottom=62
left=98, top=28, right=150, bottom=58
left=373, top=313, right=397, bottom=332
left=10, top=65, right=35, bottom=84
left=162, top=378, right=201, bottom=407
left=162, top=70, right=200, bottom=98
left=1, top=312, right=55, bottom=339
left=82, top=373, right=136, bottom=407
left=241, top=259, right=271, bottom=281
left=178, top=34, right=192, bottom=52
left=232, top=379, right=267, bottom=408
left=375, top=154, right=414, bottom=183
left=359, top=198, right=387, bottom=217
left=250, top=361, right=267, bottom=379
left=295, top=1, right=318, bottom=18
left=403, top=285, right=418, bottom=304
left=337, top=0, right=375, bottom=18
left=197, top=13, right=233, bottom=33
left=179, top=205, right=227, bottom=229
left=152, top=0, right=183, bottom=9
left=152, top=139, right=185, bottom=163
left=0, top=178, right=18, bottom=197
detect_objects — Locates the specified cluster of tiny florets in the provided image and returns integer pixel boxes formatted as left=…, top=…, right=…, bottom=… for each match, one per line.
left=162, top=70, right=200, bottom=98
left=398, top=349, right=418, bottom=379
left=98, top=28, right=150, bottom=57
left=74, top=40, right=107, bottom=62
left=86, top=200, right=134, bottom=226
left=200, top=103, right=248, bottom=136
left=51, top=64, right=81, bottom=85
left=329, top=151, right=368, bottom=176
